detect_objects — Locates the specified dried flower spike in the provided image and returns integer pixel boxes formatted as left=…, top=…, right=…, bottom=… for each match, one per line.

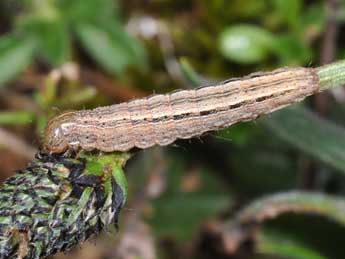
left=0, top=152, right=129, bottom=259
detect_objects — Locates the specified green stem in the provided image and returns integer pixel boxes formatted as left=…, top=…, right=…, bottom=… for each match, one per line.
left=317, top=60, right=345, bottom=91
left=81, top=152, right=130, bottom=202
left=216, top=191, right=345, bottom=254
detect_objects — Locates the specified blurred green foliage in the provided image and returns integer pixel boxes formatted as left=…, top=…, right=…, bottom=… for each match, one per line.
left=1, top=0, right=345, bottom=259
left=0, top=111, right=34, bottom=125
left=257, top=230, right=328, bottom=259
left=0, top=0, right=147, bottom=86
left=218, top=0, right=323, bottom=65
left=0, top=36, right=36, bottom=85
left=219, top=24, right=276, bottom=64
left=264, top=106, right=345, bottom=173
left=146, top=154, right=231, bottom=241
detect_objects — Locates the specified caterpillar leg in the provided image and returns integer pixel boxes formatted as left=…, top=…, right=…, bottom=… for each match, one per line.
left=60, top=144, right=81, bottom=158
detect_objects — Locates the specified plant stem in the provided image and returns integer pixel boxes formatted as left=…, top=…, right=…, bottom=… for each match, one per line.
left=317, top=60, right=345, bottom=91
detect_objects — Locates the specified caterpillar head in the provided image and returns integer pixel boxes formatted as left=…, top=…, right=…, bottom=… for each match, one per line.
left=43, top=111, right=76, bottom=154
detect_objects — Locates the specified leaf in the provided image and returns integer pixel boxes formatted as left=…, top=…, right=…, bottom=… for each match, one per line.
left=0, top=35, right=36, bottom=87
left=257, top=230, right=328, bottom=259
left=104, top=22, right=147, bottom=71
left=57, top=0, right=117, bottom=25
left=271, top=0, right=302, bottom=29
left=262, top=106, right=345, bottom=173
left=18, top=17, right=71, bottom=66
left=146, top=157, right=232, bottom=241
left=221, top=191, right=345, bottom=257
left=299, top=3, right=326, bottom=36
left=218, top=24, right=276, bottom=64
left=179, top=57, right=206, bottom=87
left=149, top=193, right=230, bottom=241
left=231, top=138, right=297, bottom=195
left=76, top=23, right=147, bottom=75
left=218, top=122, right=258, bottom=147
left=227, top=0, right=267, bottom=18
left=272, top=35, right=312, bottom=65
left=235, top=191, right=345, bottom=226
left=0, top=111, right=35, bottom=125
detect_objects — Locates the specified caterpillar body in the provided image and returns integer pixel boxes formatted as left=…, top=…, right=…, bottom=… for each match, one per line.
left=43, top=67, right=319, bottom=154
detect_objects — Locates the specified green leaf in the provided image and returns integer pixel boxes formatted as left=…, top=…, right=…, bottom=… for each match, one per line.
left=231, top=138, right=297, bottom=195
left=227, top=0, right=267, bottom=18
left=83, top=152, right=130, bottom=202
left=179, top=57, right=204, bottom=87
left=76, top=23, right=147, bottom=75
left=85, top=161, right=104, bottom=176
left=57, top=0, right=118, bottom=25
left=257, top=230, right=328, bottom=259
left=218, top=122, right=257, bottom=147
left=271, top=0, right=302, bottom=29
left=0, top=35, right=36, bottom=87
left=37, top=22, right=70, bottom=66
left=0, top=111, right=35, bottom=125
left=225, top=191, right=345, bottom=258
left=149, top=193, right=230, bottom=241
left=299, top=3, right=326, bottom=36
left=235, top=191, right=345, bottom=226
left=111, top=167, right=128, bottom=203
left=17, top=12, right=71, bottom=66
left=218, top=24, right=276, bottom=64
left=103, top=22, right=147, bottom=72
left=272, top=35, right=312, bottom=65
left=146, top=158, right=232, bottom=241
left=262, top=106, right=345, bottom=173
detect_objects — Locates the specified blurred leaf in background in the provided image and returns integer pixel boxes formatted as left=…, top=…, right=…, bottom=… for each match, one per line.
left=219, top=24, right=276, bottom=64
left=0, top=35, right=36, bottom=86
left=0, top=0, right=147, bottom=87
left=1, top=0, right=345, bottom=259
left=0, top=111, right=35, bottom=125
left=217, top=0, right=324, bottom=66
left=263, top=106, right=345, bottom=174
left=146, top=154, right=232, bottom=242
left=257, top=230, right=328, bottom=259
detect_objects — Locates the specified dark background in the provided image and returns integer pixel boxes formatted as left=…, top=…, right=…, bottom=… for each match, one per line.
left=0, top=0, right=344, bottom=258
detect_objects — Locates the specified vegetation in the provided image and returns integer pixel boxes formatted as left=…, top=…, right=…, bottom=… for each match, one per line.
left=0, top=0, right=345, bottom=258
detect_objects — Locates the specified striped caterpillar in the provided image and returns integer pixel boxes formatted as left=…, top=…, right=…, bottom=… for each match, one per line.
left=43, top=67, right=320, bottom=154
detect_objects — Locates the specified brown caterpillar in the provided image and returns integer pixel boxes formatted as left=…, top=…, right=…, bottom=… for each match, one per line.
left=43, top=67, right=320, bottom=154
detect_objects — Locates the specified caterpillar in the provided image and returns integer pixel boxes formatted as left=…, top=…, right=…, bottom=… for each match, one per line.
left=43, top=67, right=319, bottom=154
